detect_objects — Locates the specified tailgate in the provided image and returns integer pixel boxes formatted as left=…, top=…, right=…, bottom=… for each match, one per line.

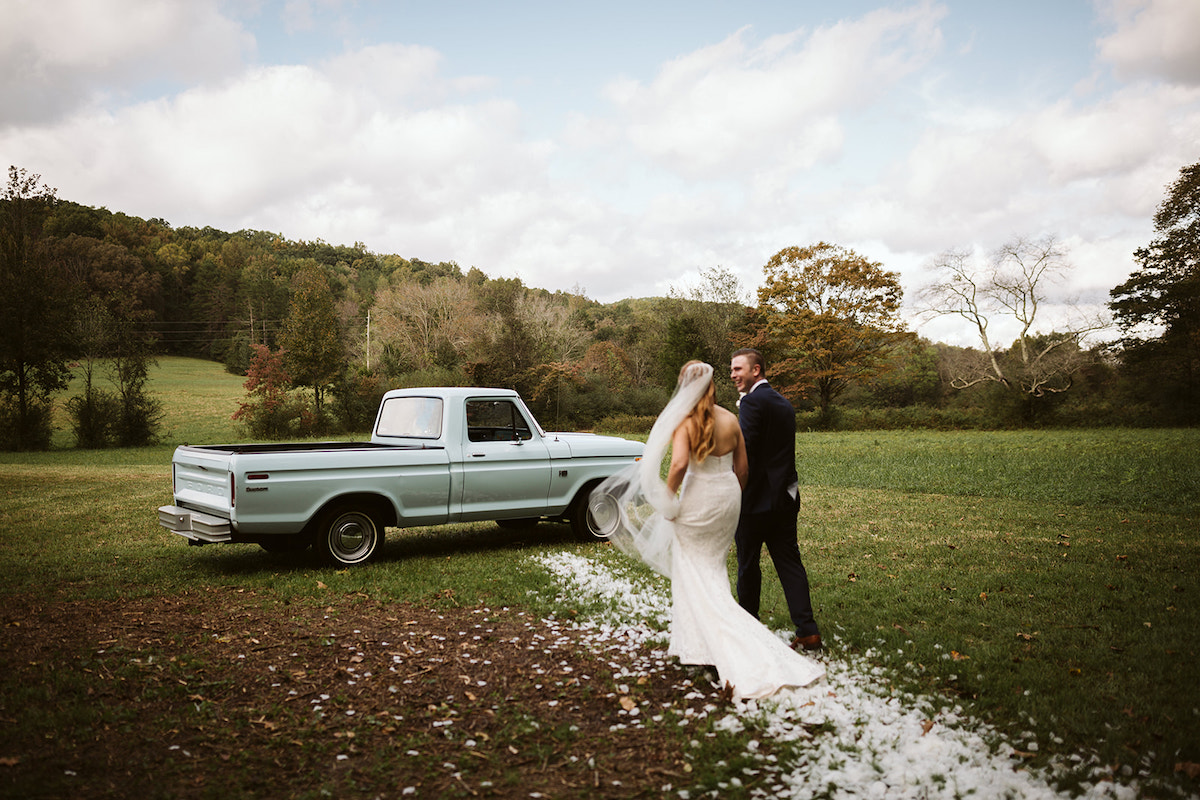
left=171, top=446, right=235, bottom=518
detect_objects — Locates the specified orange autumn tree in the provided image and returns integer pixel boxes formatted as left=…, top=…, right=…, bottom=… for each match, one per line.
left=751, top=242, right=905, bottom=418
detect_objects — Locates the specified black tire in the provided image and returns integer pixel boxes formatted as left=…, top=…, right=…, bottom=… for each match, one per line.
left=496, top=517, right=540, bottom=531
left=313, top=505, right=382, bottom=566
left=258, top=535, right=310, bottom=554
left=569, top=486, right=607, bottom=542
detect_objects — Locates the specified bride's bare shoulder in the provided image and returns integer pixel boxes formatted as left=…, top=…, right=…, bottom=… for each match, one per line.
left=713, top=406, right=742, bottom=437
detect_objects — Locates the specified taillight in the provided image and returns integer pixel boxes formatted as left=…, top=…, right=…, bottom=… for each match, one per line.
left=230, top=473, right=236, bottom=508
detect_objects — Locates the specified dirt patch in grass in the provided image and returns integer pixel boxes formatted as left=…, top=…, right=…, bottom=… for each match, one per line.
left=0, top=587, right=730, bottom=799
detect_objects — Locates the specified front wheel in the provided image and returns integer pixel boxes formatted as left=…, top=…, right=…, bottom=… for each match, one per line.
left=569, top=486, right=608, bottom=542
left=314, top=506, right=382, bottom=566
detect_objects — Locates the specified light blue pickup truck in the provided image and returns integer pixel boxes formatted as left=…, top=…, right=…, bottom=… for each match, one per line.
left=158, top=387, right=644, bottom=566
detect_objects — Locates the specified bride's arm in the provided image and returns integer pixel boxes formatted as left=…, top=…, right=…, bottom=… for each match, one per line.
left=733, top=428, right=749, bottom=490
left=666, top=422, right=691, bottom=494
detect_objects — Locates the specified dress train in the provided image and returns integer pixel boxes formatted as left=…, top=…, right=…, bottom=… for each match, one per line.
left=667, top=453, right=825, bottom=700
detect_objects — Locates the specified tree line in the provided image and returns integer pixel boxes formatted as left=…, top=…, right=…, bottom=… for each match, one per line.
left=1, top=161, right=1196, bottom=450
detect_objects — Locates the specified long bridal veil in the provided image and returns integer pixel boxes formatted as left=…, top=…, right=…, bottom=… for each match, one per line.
left=587, top=361, right=715, bottom=578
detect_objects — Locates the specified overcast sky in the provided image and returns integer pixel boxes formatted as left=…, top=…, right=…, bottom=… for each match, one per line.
left=3, top=0, right=1198, bottom=345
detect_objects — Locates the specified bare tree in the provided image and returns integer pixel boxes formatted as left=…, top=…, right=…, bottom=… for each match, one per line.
left=371, top=276, right=483, bottom=373
left=514, top=291, right=591, bottom=366
left=920, top=235, right=1107, bottom=399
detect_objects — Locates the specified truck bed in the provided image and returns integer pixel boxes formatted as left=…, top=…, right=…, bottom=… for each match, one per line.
left=179, top=441, right=441, bottom=455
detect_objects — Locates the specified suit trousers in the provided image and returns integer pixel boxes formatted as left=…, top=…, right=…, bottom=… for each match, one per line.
left=734, top=507, right=819, bottom=638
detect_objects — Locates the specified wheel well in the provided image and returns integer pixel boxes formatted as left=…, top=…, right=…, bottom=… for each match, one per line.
left=307, top=494, right=396, bottom=533
left=569, top=479, right=603, bottom=517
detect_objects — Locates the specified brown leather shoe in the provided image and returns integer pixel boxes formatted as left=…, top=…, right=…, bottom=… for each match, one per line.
left=790, top=634, right=822, bottom=652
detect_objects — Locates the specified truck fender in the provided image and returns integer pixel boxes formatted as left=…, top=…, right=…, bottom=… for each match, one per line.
left=303, top=493, right=399, bottom=534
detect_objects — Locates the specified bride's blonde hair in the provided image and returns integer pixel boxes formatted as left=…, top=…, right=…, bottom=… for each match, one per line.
left=679, top=360, right=717, bottom=462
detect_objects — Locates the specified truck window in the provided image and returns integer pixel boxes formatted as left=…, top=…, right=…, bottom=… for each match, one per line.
left=466, top=399, right=533, bottom=442
left=376, top=396, right=443, bottom=439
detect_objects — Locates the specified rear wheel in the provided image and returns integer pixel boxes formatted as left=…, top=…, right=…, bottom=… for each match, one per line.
left=314, top=505, right=382, bottom=566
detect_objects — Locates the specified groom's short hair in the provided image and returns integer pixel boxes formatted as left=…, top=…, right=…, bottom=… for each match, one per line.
left=732, top=348, right=766, bottom=377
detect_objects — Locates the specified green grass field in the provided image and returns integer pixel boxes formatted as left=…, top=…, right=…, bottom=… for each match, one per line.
left=3, top=356, right=1199, bottom=796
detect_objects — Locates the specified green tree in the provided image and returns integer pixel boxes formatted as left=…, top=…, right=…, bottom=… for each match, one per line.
left=468, top=277, right=538, bottom=393
left=0, top=167, right=74, bottom=450
left=108, top=311, right=163, bottom=446
left=1110, top=161, right=1200, bottom=422
left=658, top=266, right=749, bottom=405
left=865, top=334, right=942, bottom=407
left=52, top=233, right=163, bottom=446
left=65, top=297, right=119, bottom=447
left=280, top=263, right=343, bottom=422
left=753, top=242, right=905, bottom=417
left=238, top=253, right=290, bottom=350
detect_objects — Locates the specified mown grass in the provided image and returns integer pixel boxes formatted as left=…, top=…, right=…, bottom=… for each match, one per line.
left=3, top=356, right=1199, bottom=796
left=794, top=428, right=1200, bottom=515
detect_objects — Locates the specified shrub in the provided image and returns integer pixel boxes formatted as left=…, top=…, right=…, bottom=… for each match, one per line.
left=796, top=404, right=996, bottom=431
left=594, top=414, right=656, bottom=435
left=65, top=387, right=121, bottom=448
left=332, top=370, right=387, bottom=434
left=114, top=390, right=164, bottom=447
left=0, top=396, right=53, bottom=451
left=232, top=345, right=304, bottom=439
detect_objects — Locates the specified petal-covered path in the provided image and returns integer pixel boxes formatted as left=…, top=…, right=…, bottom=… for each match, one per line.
left=534, top=551, right=1153, bottom=800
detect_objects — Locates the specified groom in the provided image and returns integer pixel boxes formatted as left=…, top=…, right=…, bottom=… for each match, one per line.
left=729, top=348, right=822, bottom=651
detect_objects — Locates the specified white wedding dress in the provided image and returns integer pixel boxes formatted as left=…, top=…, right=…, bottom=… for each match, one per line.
left=667, top=452, right=826, bottom=700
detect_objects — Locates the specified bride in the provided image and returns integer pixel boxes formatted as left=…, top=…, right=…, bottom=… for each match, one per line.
left=590, top=361, right=825, bottom=700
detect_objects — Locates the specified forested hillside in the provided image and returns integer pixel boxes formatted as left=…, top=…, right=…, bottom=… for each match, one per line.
left=2, top=162, right=1197, bottom=450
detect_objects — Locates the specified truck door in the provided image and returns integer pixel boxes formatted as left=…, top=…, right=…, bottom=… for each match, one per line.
left=460, top=397, right=552, bottom=519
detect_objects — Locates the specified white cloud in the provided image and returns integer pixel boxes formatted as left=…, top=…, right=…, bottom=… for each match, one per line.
left=0, top=0, right=252, bottom=124
left=1098, top=0, right=1200, bottom=85
left=602, top=3, right=946, bottom=180
left=830, top=81, right=1197, bottom=273
left=1, top=43, right=548, bottom=243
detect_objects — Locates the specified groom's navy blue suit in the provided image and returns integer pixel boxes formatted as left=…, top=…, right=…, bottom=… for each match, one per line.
left=734, top=382, right=819, bottom=639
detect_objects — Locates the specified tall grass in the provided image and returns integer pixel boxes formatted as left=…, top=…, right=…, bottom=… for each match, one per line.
left=3, top=356, right=1198, bottom=794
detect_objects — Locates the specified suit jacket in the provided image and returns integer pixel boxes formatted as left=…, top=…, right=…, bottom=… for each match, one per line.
left=737, top=382, right=799, bottom=516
